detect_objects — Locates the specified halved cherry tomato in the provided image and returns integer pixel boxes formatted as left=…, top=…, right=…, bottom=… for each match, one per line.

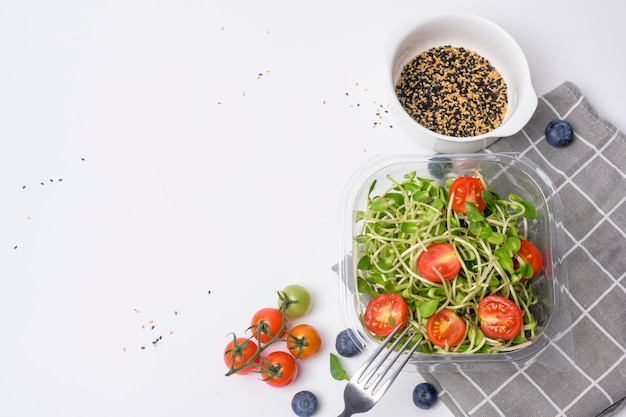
left=426, top=308, right=466, bottom=348
left=260, top=351, right=298, bottom=388
left=417, top=243, right=461, bottom=282
left=287, top=324, right=322, bottom=359
left=363, top=293, right=409, bottom=336
left=516, top=239, right=543, bottom=279
left=223, top=337, right=260, bottom=375
left=478, top=295, right=523, bottom=341
left=250, top=307, right=287, bottom=343
left=450, top=176, right=486, bottom=213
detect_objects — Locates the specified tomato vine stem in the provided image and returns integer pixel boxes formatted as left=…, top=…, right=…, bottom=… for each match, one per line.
left=224, top=294, right=301, bottom=377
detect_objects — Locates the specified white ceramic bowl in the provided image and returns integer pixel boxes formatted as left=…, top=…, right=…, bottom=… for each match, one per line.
left=387, top=13, right=537, bottom=153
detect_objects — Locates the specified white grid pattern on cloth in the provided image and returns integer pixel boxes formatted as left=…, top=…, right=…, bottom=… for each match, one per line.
left=424, top=81, right=626, bottom=417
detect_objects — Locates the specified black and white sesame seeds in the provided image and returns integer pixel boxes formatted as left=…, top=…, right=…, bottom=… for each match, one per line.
left=395, top=45, right=508, bottom=138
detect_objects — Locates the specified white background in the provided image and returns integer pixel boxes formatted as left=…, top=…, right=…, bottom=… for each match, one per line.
left=1, top=1, right=624, bottom=416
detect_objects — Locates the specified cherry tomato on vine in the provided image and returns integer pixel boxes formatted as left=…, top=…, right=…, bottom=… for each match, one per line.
left=417, top=243, right=461, bottom=282
left=287, top=324, right=322, bottom=359
left=261, top=351, right=298, bottom=388
left=223, top=337, right=260, bottom=375
left=426, top=308, right=466, bottom=348
left=363, top=293, right=409, bottom=336
left=250, top=307, right=287, bottom=343
left=278, top=284, right=312, bottom=319
left=515, top=239, right=543, bottom=279
left=478, top=295, right=523, bottom=341
left=450, top=176, right=486, bottom=214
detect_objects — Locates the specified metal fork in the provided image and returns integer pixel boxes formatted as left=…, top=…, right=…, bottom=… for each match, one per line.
left=337, top=325, right=423, bottom=417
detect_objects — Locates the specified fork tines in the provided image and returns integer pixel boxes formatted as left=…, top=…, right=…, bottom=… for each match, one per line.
left=354, top=324, right=422, bottom=399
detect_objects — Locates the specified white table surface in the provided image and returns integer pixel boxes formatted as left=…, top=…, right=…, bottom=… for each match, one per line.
left=1, top=1, right=624, bottom=416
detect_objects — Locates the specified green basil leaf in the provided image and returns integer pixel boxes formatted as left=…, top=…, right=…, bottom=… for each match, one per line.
left=329, top=353, right=349, bottom=381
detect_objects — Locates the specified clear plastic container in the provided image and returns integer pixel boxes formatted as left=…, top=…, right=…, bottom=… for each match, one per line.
left=337, top=154, right=573, bottom=372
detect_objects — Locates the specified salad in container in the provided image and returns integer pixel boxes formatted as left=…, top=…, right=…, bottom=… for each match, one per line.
left=337, top=154, right=572, bottom=371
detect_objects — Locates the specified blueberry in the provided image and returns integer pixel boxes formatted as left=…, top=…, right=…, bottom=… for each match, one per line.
left=412, top=382, right=438, bottom=410
left=291, top=390, right=318, bottom=417
left=545, top=119, right=573, bottom=147
left=335, top=329, right=363, bottom=357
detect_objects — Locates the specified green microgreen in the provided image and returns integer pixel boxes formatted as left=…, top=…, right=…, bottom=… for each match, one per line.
left=354, top=172, right=541, bottom=354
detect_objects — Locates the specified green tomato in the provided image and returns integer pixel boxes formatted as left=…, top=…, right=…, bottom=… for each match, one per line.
left=279, top=284, right=312, bottom=318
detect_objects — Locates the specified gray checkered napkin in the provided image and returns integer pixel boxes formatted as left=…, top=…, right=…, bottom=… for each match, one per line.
left=421, top=82, right=626, bottom=417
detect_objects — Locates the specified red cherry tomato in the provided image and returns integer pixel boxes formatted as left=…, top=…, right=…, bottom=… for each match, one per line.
left=363, top=293, right=409, bottom=336
left=287, top=324, right=323, bottom=359
left=417, top=243, right=461, bottom=282
left=223, top=337, right=260, bottom=375
left=426, top=308, right=466, bottom=348
left=516, top=239, right=543, bottom=279
left=260, top=351, right=298, bottom=388
left=450, top=176, right=486, bottom=213
left=250, top=307, right=287, bottom=343
left=478, top=295, right=523, bottom=341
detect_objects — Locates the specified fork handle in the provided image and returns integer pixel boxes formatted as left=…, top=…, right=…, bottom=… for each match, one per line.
left=337, top=410, right=352, bottom=417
